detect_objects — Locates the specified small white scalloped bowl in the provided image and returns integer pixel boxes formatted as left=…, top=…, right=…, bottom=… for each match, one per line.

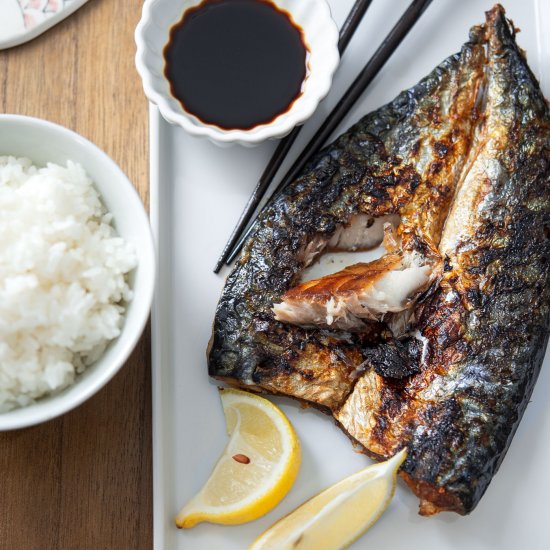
left=135, top=0, right=340, bottom=146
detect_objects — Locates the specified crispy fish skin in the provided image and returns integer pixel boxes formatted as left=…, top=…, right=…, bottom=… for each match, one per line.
left=209, top=36, right=485, bottom=411
left=207, top=5, right=550, bottom=516
left=337, top=6, right=550, bottom=515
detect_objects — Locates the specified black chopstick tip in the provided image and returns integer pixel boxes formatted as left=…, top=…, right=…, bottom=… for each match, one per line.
left=213, top=257, right=225, bottom=274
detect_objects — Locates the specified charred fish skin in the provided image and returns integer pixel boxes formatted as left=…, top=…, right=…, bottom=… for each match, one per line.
left=208, top=3, right=549, bottom=516
left=337, top=5, right=550, bottom=516
left=208, top=36, right=485, bottom=411
left=416, top=6, right=550, bottom=514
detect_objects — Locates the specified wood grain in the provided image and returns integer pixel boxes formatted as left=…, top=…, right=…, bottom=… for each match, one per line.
left=0, top=1, right=152, bottom=548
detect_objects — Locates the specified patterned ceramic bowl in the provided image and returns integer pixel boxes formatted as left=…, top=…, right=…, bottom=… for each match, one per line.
left=0, top=0, right=90, bottom=50
left=135, top=0, right=340, bottom=146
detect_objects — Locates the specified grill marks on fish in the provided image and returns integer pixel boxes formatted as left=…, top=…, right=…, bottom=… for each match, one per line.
left=208, top=5, right=549, bottom=516
left=397, top=27, right=485, bottom=253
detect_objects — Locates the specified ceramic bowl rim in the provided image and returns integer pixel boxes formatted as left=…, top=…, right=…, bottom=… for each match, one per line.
left=135, top=0, right=340, bottom=145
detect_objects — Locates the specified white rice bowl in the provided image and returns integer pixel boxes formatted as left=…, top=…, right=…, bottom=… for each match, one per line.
left=0, top=156, right=137, bottom=412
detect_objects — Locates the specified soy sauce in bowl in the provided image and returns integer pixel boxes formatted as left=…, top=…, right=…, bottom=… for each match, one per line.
left=164, top=0, right=308, bottom=131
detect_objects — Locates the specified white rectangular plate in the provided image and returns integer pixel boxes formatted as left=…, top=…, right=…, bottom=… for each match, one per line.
left=150, top=1, right=550, bottom=548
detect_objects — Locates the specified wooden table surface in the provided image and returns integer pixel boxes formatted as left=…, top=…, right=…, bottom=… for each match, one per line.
left=0, top=1, right=152, bottom=548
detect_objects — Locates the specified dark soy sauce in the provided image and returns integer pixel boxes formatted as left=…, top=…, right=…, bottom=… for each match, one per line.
left=164, top=0, right=308, bottom=130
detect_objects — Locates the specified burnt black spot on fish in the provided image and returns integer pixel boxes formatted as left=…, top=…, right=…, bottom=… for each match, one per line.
left=434, top=141, right=450, bottom=158
left=298, top=369, right=315, bottom=381
left=406, top=234, right=434, bottom=259
left=411, top=139, right=422, bottom=157
left=429, top=161, right=443, bottom=175
left=364, top=337, right=421, bottom=379
left=465, top=288, right=482, bottom=309
left=379, top=385, right=408, bottom=418
left=403, top=399, right=465, bottom=475
left=426, top=103, right=442, bottom=125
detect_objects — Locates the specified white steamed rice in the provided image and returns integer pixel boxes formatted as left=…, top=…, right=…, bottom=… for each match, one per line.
left=0, top=156, right=137, bottom=412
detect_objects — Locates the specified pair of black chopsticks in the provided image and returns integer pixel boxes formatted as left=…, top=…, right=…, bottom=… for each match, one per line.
left=214, top=0, right=433, bottom=273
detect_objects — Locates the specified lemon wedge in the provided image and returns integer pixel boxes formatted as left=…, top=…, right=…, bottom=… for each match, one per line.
left=175, top=388, right=301, bottom=528
left=249, top=449, right=407, bottom=550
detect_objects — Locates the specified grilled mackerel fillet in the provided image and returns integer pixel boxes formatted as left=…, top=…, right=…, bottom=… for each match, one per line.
left=208, top=5, right=550, bottom=515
